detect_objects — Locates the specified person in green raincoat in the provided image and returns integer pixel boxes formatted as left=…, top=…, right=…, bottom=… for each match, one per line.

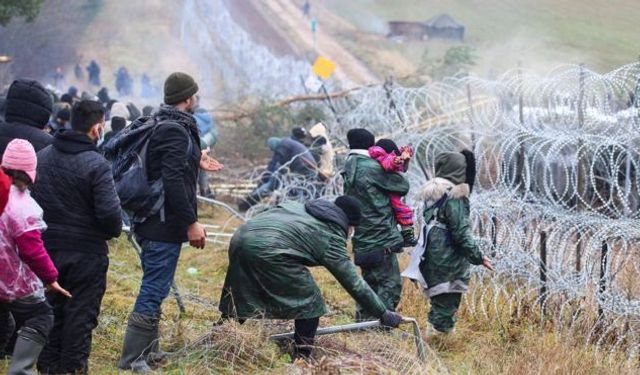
left=414, top=150, right=493, bottom=334
left=341, top=129, right=410, bottom=320
left=218, top=196, right=403, bottom=358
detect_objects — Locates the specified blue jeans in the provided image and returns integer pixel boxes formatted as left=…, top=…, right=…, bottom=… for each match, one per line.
left=133, top=237, right=182, bottom=318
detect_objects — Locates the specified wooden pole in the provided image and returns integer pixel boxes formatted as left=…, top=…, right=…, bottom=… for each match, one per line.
left=539, top=231, right=548, bottom=310
left=598, top=241, right=608, bottom=321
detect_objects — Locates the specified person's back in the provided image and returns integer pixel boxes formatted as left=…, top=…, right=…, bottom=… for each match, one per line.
left=0, top=79, right=53, bottom=156
left=118, top=72, right=207, bottom=372
left=341, top=128, right=409, bottom=319
left=277, top=137, right=316, bottom=177
left=33, top=100, right=121, bottom=374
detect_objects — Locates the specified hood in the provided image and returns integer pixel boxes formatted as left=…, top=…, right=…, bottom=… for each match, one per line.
left=155, top=105, right=198, bottom=135
left=435, top=152, right=467, bottom=185
left=5, top=79, right=53, bottom=129
left=110, top=102, right=130, bottom=120
left=309, top=122, right=327, bottom=138
left=305, top=199, right=349, bottom=235
left=53, top=130, right=97, bottom=154
left=420, top=177, right=470, bottom=205
left=193, top=110, right=214, bottom=135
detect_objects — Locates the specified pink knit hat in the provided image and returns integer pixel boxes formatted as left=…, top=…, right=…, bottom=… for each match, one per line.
left=2, top=139, right=37, bottom=183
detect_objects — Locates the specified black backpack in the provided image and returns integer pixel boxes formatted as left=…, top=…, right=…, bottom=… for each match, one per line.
left=103, top=115, right=192, bottom=223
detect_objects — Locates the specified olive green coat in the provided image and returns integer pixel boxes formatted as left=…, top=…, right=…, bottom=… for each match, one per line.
left=341, top=150, right=410, bottom=254
left=419, top=178, right=483, bottom=297
left=218, top=200, right=387, bottom=320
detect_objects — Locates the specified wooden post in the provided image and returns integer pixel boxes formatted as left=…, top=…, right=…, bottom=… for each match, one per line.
left=539, top=231, right=548, bottom=309
left=491, top=216, right=498, bottom=257
left=575, top=64, right=586, bottom=273
left=598, top=241, right=608, bottom=320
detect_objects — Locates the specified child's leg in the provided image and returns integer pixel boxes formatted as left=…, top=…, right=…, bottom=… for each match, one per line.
left=7, top=295, right=53, bottom=374
left=389, top=194, right=417, bottom=247
left=428, top=293, right=462, bottom=333
left=0, top=303, right=16, bottom=355
left=389, top=194, right=414, bottom=226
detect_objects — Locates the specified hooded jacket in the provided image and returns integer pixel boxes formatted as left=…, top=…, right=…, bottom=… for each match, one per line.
left=418, top=177, right=483, bottom=297
left=133, top=105, right=201, bottom=243
left=218, top=200, right=387, bottom=320
left=32, top=130, right=122, bottom=255
left=342, top=150, right=409, bottom=255
left=0, top=79, right=53, bottom=156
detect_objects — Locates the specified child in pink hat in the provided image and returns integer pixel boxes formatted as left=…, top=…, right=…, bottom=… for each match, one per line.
left=0, top=139, right=71, bottom=374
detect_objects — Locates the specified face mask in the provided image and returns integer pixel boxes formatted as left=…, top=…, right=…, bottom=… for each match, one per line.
left=94, top=124, right=105, bottom=145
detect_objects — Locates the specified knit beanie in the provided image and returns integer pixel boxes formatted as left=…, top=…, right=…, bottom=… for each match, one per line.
left=164, top=72, right=199, bottom=105
left=57, top=108, right=71, bottom=122
left=347, top=128, right=375, bottom=150
left=334, top=195, right=362, bottom=226
left=111, top=116, right=126, bottom=132
left=267, top=137, right=282, bottom=151
left=309, top=122, right=327, bottom=138
left=435, top=152, right=467, bottom=185
left=375, top=138, right=400, bottom=155
left=291, top=127, right=307, bottom=141
left=2, top=139, right=37, bottom=183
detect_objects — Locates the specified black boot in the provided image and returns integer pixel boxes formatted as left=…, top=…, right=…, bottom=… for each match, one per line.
left=8, top=327, right=46, bottom=375
left=237, top=192, right=261, bottom=212
left=401, top=226, right=418, bottom=247
left=117, top=313, right=158, bottom=373
left=292, top=318, right=319, bottom=361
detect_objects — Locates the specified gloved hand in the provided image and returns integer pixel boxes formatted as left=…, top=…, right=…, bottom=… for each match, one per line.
left=380, top=310, right=403, bottom=328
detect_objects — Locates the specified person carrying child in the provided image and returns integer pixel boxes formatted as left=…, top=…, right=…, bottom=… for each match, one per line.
left=0, top=139, right=71, bottom=375
left=368, top=138, right=418, bottom=247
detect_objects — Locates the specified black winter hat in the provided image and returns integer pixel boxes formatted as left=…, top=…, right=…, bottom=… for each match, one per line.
left=347, top=128, right=375, bottom=150
left=60, top=93, right=73, bottom=105
left=57, top=108, right=70, bottom=122
left=164, top=72, right=199, bottom=105
left=334, top=195, right=362, bottom=226
left=375, top=138, right=400, bottom=154
left=111, top=116, right=126, bottom=132
left=5, top=79, right=53, bottom=129
left=291, top=127, right=307, bottom=140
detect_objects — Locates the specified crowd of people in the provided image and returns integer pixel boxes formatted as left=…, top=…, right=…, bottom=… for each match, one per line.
left=0, top=71, right=493, bottom=374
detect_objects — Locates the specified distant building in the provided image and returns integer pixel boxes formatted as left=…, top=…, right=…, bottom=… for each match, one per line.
left=387, top=21, right=428, bottom=41
left=424, top=14, right=465, bottom=41
left=387, top=13, right=464, bottom=42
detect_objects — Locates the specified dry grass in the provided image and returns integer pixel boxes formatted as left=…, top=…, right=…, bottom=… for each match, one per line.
left=1, top=204, right=638, bottom=374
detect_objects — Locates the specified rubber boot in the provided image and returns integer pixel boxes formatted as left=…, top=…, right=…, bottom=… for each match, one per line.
left=117, top=313, right=158, bottom=373
left=8, top=327, right=46, bottom=375
left=401, top=226, right=418, bottom=247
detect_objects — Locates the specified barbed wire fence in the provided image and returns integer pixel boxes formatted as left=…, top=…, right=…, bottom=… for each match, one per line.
left=109, top=60, right=640, bottom=372
left=205, top=62, right=640, bottom=366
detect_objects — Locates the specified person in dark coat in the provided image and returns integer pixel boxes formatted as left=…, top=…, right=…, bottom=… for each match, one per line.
left=0, top=79, right=53, bottom=157
left=97, top=87, right=110, bottom=105
left=33, top=100, right=122, bottom=374
left=86, top=60, right=101, bottom=87
left=118, top=72, right=206, bottom=372
left=238, top=136, right=318, bottom=211
left=115, top=67, right=133, bottom=97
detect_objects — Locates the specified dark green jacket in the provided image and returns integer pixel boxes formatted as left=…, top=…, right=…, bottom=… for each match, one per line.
left=342, top=151, right=410, bottom=255
left=218, top=200, right=387, bottom=320
left=418, top=178, right=483, bottom=297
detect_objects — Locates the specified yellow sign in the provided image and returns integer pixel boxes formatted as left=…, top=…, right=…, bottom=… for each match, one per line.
left=312, top=56, right=336, bottom=80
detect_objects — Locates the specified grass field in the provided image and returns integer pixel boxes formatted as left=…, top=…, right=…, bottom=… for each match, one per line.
left=1, top=204, right=636, bottom=374
left=319, top=0, right=639, bottom=76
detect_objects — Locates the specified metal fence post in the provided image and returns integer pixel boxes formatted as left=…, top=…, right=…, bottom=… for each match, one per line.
left=539, top=231, right=548, bottom=310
